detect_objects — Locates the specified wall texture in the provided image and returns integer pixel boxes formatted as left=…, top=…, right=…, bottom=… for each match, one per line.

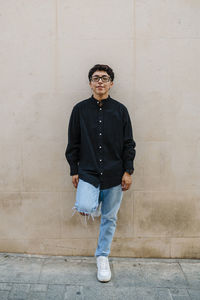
left=0, top=0, right=200, bottom=258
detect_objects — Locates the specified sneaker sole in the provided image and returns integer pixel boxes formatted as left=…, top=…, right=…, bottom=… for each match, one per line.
left=97, top=274, right=111, bottom=283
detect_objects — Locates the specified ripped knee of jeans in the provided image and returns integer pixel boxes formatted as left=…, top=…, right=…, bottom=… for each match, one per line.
left=71, top=204, right=100, bottom=222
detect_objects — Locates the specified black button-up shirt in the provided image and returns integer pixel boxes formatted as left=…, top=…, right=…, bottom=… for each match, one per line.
left=65, top=94, right=136, bottom=189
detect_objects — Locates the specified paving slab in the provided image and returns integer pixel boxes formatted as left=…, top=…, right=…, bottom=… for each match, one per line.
left=0, top=291, right=9, bottom=300
left=180, top=262, right=200, bottom=289
left=0, top=254, right=43, bottom=283
left=45, top=284, right=66, bottom=300
left=138, top=261, right=188, bottom=288
left=39, top=257, right=111, bottom=286
left=187, top=289, right=200, bottom=300
left=0, top=253, right=199, bottom=300
left=28, top=291, right=47, bottom=300
left=64, top=286, right=83, bottom=300
left=8, top=283, right=30, bottom=299
left=135, top=287, right=172, bottom=300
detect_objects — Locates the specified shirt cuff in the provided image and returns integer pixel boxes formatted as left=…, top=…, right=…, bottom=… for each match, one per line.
left=70, top=164, right=78, bottom=176
left=123, top=161, right=134, bottom=172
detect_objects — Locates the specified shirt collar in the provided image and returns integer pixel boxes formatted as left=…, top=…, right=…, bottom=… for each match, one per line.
left=90, top=94, right=110, bottom=106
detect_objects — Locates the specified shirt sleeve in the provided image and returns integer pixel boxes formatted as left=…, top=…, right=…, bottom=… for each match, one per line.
left=122, top=106, right=136, bottom=172
left=65, top=105, right=80, bottom=176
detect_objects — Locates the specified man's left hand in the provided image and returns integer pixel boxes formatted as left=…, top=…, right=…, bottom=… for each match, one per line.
left=121, top=172, right=132, bottom=191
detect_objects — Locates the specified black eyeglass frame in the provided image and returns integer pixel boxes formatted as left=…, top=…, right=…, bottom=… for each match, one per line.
left=90, top=75, right=111, bottom=83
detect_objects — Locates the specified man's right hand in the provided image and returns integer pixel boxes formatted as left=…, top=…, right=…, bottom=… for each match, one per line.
left=72, top=174, right=79, bottom=188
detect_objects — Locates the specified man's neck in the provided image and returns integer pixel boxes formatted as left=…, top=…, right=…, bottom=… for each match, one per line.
left=92, top=93, right=109, bottom=101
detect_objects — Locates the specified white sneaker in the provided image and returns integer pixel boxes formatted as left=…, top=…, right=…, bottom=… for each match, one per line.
left=96, top=256, right=111, bottom=282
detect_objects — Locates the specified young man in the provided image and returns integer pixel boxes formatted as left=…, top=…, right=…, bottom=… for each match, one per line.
left=65, top=64, right=136, bottom=282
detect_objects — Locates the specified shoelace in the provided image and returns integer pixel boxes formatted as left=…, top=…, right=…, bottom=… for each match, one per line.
left=98, top=258, right=109, bottom=271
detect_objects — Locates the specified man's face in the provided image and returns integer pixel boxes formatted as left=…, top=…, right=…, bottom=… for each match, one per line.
left=89, top=71, right=113, bottom=97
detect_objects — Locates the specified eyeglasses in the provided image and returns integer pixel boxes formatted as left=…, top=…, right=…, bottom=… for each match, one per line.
left=91, top=75, right=111, bottom=83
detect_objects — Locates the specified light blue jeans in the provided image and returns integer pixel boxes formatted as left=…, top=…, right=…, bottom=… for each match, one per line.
left=72, top=178, right=123, bottom=257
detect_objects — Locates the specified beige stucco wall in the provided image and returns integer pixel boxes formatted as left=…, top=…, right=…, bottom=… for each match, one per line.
left=0, top=0, right=200, bottom=258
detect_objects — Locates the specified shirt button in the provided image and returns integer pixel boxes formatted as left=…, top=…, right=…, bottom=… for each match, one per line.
left=99, top=133, right=102, bottom=135
left=99, top=146, right=102, bottom=148
left=100, top=108, right=102, bottom=110
left=97, top=101, right=99, bottom=104
left=99, top=120, right=102, bottom=122
left=100, top=172, right=103, bottom=175
left=99, top=159, right=102, bottom=162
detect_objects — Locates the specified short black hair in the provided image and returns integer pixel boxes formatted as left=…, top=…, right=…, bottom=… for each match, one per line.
left=88, top=64, right=114, bottom=82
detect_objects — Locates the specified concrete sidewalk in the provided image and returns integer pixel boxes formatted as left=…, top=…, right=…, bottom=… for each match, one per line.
left=0, top=253, right=199, bottom=300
